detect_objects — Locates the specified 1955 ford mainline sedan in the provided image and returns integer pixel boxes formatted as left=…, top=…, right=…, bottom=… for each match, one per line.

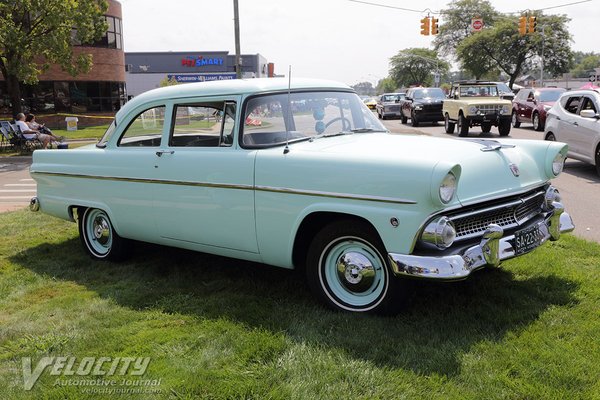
left=30, top=78, right=575, bottom=314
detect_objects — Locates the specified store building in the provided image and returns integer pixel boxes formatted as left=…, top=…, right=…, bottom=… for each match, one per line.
left=125, top=52, right=274, bottom=97
left=0, top=0, right=126, bottom=115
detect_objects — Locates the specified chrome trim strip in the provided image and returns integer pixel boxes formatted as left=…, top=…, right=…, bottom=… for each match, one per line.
left=30, top=171, right=417, bottom=205
left=390, top=205, right=574, bottom=281
left=254, top=185, right=417, bottom=205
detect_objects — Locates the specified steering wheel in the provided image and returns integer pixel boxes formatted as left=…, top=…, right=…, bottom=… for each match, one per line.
left=324, top=117, right=352, bottom=131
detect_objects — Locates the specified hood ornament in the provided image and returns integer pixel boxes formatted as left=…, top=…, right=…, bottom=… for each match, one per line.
left=468, top=139, right=516, bottom=152
left=509, top=163, right=520, bottom=177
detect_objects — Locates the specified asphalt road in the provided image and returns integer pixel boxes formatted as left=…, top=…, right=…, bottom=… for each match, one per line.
left=381, top=116, right=600, bottom=244
left=0, top=157, right=35, bottom=213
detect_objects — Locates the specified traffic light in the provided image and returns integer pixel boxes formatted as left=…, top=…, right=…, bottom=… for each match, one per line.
left=518, top=16, right=527, bottom=36
left=420, top=17, right=430, bottom=36
left=431, top=18, right=439, bottom=35
left=528, top=16, right=537, bottom=33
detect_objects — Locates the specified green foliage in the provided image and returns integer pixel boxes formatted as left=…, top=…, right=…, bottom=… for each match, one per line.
left=1, top=210, right=600, bottom=398
left=433, top=0, right=499, bottom=55
left=0, top=0, right=108, bottom=113
left=456, top=14, right=573, bottom=87
left=376, top=77, right=397, bottom=94
left=389, top=48, right=450, bottom=88
left=570, top=51, right=600, bottom=78
left=351, top=81, right=375, bottom=96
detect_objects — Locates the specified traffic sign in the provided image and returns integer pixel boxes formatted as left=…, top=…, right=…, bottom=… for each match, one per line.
left=471, top=18, right=484, bottom=32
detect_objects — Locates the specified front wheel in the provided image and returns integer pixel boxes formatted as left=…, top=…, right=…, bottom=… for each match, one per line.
left=457, top=113, right=469, bottom=137
left=532, top=112, right=543, bottom=131
left=512, top=111, right=521, bottom=128
left=498, top=119, right=511, bottom=136
left=411, top=111, right=419, bottom=127
left=305, top=220, right=407, bottom=314
left=444, top=113, right=455, bottom=134
left=401, top=114, right=407, bottom=124
left=79, top=208, right=130, bottom=261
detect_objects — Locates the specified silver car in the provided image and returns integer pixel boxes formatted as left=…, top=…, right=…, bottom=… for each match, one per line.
left=376, top=92, right=405, bottom=120
left=544, top=89, right=600, bottom=176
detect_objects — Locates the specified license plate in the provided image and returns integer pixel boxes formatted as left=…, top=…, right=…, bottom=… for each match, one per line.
left=514, top=224, right=543, bottom=255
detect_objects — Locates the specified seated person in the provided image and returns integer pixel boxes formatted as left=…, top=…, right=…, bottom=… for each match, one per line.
left=15, top=113, right=53, bottom=149
left=25, top=114, right=62, bottom=141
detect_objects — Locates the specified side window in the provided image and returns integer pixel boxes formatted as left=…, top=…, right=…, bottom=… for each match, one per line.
left=119, top=106, right=165, bottom=147
left=170, top=102, right=235, bottom=147
left=580, top=97, right=598, bottom=114
left=564, top=96, right=581, bottom=114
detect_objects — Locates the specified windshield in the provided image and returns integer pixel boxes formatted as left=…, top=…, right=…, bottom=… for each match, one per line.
left=242, top=91, right=386, bottom=147
left=97, top=120, right=117, bottom=147
left=382, top=94, right=404, bottom=102
left=537, top=89, right=565, bottom=102
left=496, top=83, right=512, bottom=93
left=459, top=85, right=499, bottom=97
left=413, top=88, right=445, bottom=100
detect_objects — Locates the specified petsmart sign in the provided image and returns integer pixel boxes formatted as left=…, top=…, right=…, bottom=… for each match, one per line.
left=167, top=74, right=237, bottom=83
left=181, top=56, right=224, bottom=67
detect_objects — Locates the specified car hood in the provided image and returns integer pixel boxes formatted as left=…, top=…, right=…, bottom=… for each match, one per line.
left=414, top=98, right=444, bottom=105
left=254, top=133, right=565, bottom=209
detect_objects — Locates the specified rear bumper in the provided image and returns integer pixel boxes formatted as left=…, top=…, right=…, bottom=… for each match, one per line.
left=388, top=202, right=574, bottom=281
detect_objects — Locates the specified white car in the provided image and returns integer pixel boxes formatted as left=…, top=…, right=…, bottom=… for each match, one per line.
left=544, top=89, right=600, bottom=176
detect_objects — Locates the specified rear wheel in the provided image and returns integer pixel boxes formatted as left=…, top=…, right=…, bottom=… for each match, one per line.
left=457, top=113, right=469, bottom=137
left=545, top=132, right=556, bottom=141
left=481, top=122, right=492, bottom=133
left=498, top=119, right=511, bottom=136
left=532, top=112, right=543, bottom=131
left=444, top=113, right=455, bottom=134
left=305, top=220, right=407, bottom=314
left=79, top=208, right=130, bottom=261
left=512, top=111, right=521, bottom=128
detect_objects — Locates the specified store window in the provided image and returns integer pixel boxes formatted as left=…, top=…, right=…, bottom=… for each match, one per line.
left=72, top=16, right=123, bottom=49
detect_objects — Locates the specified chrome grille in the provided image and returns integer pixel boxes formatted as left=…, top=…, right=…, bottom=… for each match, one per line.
left=449, top=189, right=545, bottom=241
left=477, top=105, right=502, bottom=113
left=387, top=105, right=400, bottom=112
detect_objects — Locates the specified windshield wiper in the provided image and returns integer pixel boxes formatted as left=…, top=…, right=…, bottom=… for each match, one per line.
left=347, top=128, right=386, bottom=133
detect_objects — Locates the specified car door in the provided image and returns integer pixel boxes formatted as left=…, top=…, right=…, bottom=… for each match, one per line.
left=521, top=90, right=534, bottom=122
left=571, top=95, right=600, bottom=162
left=152, top=97, right=259, bottom=254
left=558, top=95, right=583, bottom=154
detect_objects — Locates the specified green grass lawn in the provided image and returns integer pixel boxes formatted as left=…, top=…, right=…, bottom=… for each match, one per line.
left=1, top=210, right=599, bottom=399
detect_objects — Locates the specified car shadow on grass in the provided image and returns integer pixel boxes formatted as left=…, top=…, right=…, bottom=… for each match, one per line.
left=14, top=238, right=578, bottom=377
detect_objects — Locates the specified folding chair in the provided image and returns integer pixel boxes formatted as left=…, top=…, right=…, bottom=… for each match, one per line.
left=0, top=121, right=41, bottom=151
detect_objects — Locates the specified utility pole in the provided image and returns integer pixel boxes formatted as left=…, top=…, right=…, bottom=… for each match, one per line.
left=233, top=0, right=242, bottom=79
left=540, top=25, right=545, bottom=87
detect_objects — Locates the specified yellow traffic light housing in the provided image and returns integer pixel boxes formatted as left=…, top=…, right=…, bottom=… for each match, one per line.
left=528, top=16, right=537, bottom=33
left=420, top=17, right=430, bottom=36
left=431, top=18, right=439, bottom=35
left=518, top=16, right=527, bottom=36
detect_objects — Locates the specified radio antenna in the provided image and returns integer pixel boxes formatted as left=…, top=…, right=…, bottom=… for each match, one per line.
left=284, top=65, right=291, bottom=154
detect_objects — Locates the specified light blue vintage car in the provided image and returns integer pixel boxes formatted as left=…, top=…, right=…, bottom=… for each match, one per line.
left=30, top=78, right=574, bottom=314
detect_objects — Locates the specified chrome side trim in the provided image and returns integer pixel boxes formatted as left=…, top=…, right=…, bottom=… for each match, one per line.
left=30, top=171, right=417, bottom=205
left=254, top=185, right=417, bottom=205
left=390, top=203, right=574, bottom=281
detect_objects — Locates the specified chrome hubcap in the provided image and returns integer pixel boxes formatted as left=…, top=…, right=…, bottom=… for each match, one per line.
left=93, top=216, right=110, bottom=245
left=336, top=251, right=376, bottom=293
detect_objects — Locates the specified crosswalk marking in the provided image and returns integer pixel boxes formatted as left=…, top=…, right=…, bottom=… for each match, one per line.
left=0, top=189, right=37, bottom=193
left=0, top=196, right=34, bottom=200
left=4, top=183, right=36, bottom=187
left=20, top=179, right=34, bottom=182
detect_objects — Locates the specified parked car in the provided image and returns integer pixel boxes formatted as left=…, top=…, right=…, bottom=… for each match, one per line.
left=544, top=89, right=600, bottom=176
left=376, top=92, right=405, bottom=119
left=363, top=97, right=377, bottom=110
left=512, top=88, right=566, bottom=131
left=30, top=78, right=574, bottom=314
left=400, top=87, right=445, bottom=127
left=443, top=81, right=512, bottom=137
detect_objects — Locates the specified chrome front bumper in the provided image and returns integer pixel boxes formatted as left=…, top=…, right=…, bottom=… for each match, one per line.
left=389, top=202, right=575, bottom=281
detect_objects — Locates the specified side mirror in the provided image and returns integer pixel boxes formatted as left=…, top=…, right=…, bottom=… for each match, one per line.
left=526, top=97, right=534, bottom=103
left=580, top=109, right=599, bottom=119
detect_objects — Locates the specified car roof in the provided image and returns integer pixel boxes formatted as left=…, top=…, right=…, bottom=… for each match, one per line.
left=116, top=77, right=351, bottom=122
left=519, top=87, right=566, bottom=92
left=558, top=89, right=600, bottom=97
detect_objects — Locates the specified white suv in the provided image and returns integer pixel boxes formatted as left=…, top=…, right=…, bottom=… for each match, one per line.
left=544, top=89, right=600, bottom=176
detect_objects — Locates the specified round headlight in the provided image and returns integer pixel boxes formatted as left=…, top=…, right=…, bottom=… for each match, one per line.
left=420, top=216, right=456, bottom=250
left=439, top=172, right=456, bottom=204
left=552, top=153, right=565, bottom=176
left=469, top=106, right=478, bottom=114
left=501, top=105, right=509, bottom=114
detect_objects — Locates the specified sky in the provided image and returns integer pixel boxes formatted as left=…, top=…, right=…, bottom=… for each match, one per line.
left=119, top=0, right=599, bottom=86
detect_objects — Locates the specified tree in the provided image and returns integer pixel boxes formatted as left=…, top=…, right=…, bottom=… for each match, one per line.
left=456, top=14, right=573, bottom=88
left=376, top=77, right=397, bottom=94
left=433, top=0, right=499, bottom=56
left=351, top=81, right=375, bottom=96
left=389, top=48, right=450, bottom=88
left=570, top=51, right=600, bottom=78
left=0, top=0, right=108, bottom=115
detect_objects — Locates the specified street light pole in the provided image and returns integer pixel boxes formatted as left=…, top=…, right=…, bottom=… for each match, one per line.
left=233, top=0, right=242, bottom=79
left=540, top=25, right=545, bottom=87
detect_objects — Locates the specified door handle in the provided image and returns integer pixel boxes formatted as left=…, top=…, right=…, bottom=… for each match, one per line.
left=155, top=150, right=175, bottom=157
